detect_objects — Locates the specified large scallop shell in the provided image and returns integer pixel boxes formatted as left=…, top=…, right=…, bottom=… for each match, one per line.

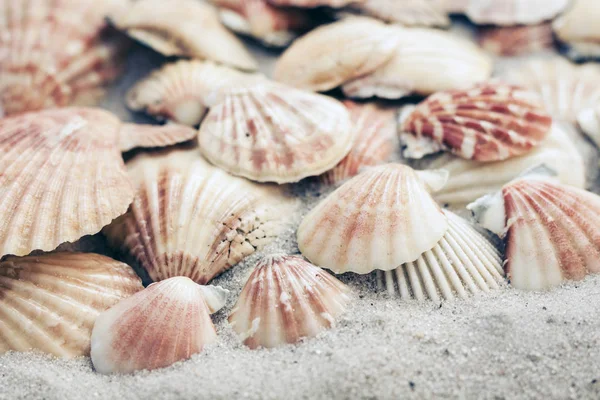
left=118, top=123, right=197, bottom=152
left=478, top=23, right=555, bottom=57
left=553, top=0, right=600, bottom=60
left=297, top=164, right=449, bottom=274
left=578, top=104, right=600, bottom=147
left=0, top=252, right=143, bottom=358
left=91, top=277, right=224, bottom=374
left=400, top=83, right=553, bottom=162
left=0, top=107, right=134, bottom=258
left=197, top=81, right=354, bottom=183
left=228, top=254, right=351, bottom=349
left=377, top=210, right=504, bottom=302
left=340, top=0, right=450, bottom=27
left=103, top=149, right=297, bottom=285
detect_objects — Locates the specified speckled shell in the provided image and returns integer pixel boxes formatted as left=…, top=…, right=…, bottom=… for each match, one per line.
left=91, top=277, right=222, bottom=374
left=577, top=104, right=600, bottom=147
left=0, top=107, right=134, bottom=258
left=340, top=0, right=450, bottom=27
left=341, top=28, right=492, bottom=99
left=197, top=81, right=354, bottom=183
left=0, top=0, right=128, bottom=116
left=320, top=101, right=397, bottom=185
left=118, top=123, right=197, bottom=152
left=297, top=164, right=449, bottom=274
left=401, top=83, right=552, bottom=162
left=111, top=0, right=257, bottom=70
left=377, top=210, right=504, bottom=302
left=228, top=254, right=351, bottom=349
left=103, top=149, right=296, bottom=285
left=268, top=0, right=359, bottom=7
left=273, top=17, right=399, bottom=92
left=0, top=252, right=143, bottom=358
left=478, top=23, right=555, bottom=57
left=553, top=0, right=600, bottom=60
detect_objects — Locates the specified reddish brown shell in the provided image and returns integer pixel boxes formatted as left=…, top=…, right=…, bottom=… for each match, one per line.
left=478, top=23, right=555, bottom=57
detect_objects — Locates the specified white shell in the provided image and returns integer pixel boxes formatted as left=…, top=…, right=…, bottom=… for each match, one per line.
left=553, top=0, right=600, bottom=60
left=578, top=104, right=600, bottom=147
left=340, top=0, right=450, bottom=27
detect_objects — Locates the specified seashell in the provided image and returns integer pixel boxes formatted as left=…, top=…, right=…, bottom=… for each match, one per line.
left=400, top=82, right=553, bottom=162
left=118, top=123, right=198, bottom=152
left=297, top=164, right=449, bottom=274
left=91, top=277, right=223, bottom=374
left=0, top=0, right=129, bottom=116
left=111, top=0, right=257, bottom=71
left=340, top=0, right=450, bottom=28
left=341, top=28, right=492, bottom=100
left=478, top=23, right=555, bottom=57
left=0, top=252, right=143, bottom=358
left=273, top=17, right=399, bottom=92
left=377, top=210, right=504, bottom=301
left=268, top=0, right=359, bottom=7
left=197, top=81, right=354, bottom=183
left=0, top=107, right=134, bottom=258
left=553, top=0, right=600, bottom=60
left=577, top=104, right=600, bottom=147
left=103, top=148, right=297, bottom=285
left=228, top=254, right=351, bottom=349
left=320, top=101, right=398, bottom=185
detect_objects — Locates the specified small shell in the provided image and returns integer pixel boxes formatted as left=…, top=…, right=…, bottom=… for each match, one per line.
left=553, top=0, right=600, bottom=60
left=198, top=81, right=354, bottom=183
left=0, top=108, right=134, bottom=258
left=478, top=23, right=555, bottom=57
left=91, top=277, right=222, bottom=374
left=119, top=123, right=197, bottom=152
left=228, top=254, right=351, bottom=349
left=340, top=0, right=450, bottom=27
left=377, top=210, right=504, bottom=302
left=103, top=149, right=297, bottom=285
left=268, top=0, right=359, bottom=7
left=111, top=0, right=257, bottom=71
left=577, top=104, right=600, bottom=147
left=400, top=83, right=552, bottom=161
left=297, top=164, right=449, bottom=274
left=0, top=252, right=143, bottom=358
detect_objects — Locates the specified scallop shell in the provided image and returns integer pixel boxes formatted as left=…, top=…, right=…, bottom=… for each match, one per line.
left=103, top=149, right=297, bottom=285
left=577, top=104, right=600, bottom=147
left=320, top=101, right=398, bottom=185
left=478, top=23, right=555, bottom=57
left=341, top=28, right=492, bottom=99
left=553, top=0, right=600, bottom=60
left=377, top=210, right=504, bottom=302
left=228, top=254, right=351, bottom=349
left=297, top=164, right=449, bottom=274
left=111, top=0, right=257, bottom=71
left=268, top=0, right=359, bottom=7
left=0, top=107, right=134, bottom=258
left=119, top=123, right=197, bottom=152
left=0, top=0, right=128, bottom=116
left=273, top=17, right=399, bottom=92
left=400, top=82, right=553, bottom=162
left=340, top=0, right=450, bottom=27
left=91, top=277, right=223, bottom=374
left=0, top=252, right=143, bottom=358
left=197, top=81, right=354, bottom=183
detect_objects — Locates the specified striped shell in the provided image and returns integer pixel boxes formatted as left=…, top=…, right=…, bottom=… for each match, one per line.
left=340, top=0, right=450, bottom=27
left=268, top=0, right=359, bottom=7
left=377, top=210, right=504, bottom=302
left=103, top=149, right=296, bottom=285
left=119, top=123, right=197, bottom=152
left=198, top=81, right=354, bottom=183
left=478, top=23, right=555, bottom=57
left=91, top=277, right=222, bottom=374
left=553, top=0, right=600, bottom=60
left=228, top=254, right=351, bottom=349
left=297, top=164, right=449, bottom=274
left=578, top=104, right=600, bottom=147
left=401, top=83, right=553, bottom=162
left=0, top=252, right=143, bottom=358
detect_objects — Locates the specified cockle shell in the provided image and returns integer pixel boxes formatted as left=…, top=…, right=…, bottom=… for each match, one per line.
left=228, top=254, right=351, bottom=349
left=400, top=83, right=553, bottom=162
left=297, top=164, right=449, bottom=274
left=197, top=81, right=354, bottom=183
left=577, top=104, right=600, bottom=148
left=268, top=0, right=359, bottom=7
left=111, top=0, right=257, bottom=71
left=91, top=277, right=225, bottom=374
left=103, top=149, right=297, bottom=285
left=377, top=210, right=504, bottom=302
left=118, top=123, right=197, bottom=152
left=553, top=0, right=600, bottom=60
left=340, top=0, right=450, bottom=28
left=0, top=252, right=143, bottom=358
left=478, top=23, right=555, bottom=57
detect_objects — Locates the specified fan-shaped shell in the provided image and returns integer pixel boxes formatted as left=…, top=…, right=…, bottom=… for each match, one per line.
left=553, top=0, right=600, bottom=60
left=0, top=252, right=143, bottom=358
left=103, top=149, right=297, bottom=285
left=268, top=0, right=358, bottom=7
left=119, top=123, right=197, bottom=152
left=478, top=23, right=555, bottom=57
left=228, top=254, right=351, bottom=349
left=400, top=83, right=552, bottom=162
left=197, top=81, right=354, bottom=183
left=91, top=277, right=222, bottom=374
left=377, top=210, right=504, bottom=302
left=273, top=17, right=399, bottom=92
left=340, top=0, right=450, bottom=27
left=0, top=107, right=134, bottom=258
left=297, top=164, right=449, bottom=274
left=578, top=104, right=600, bottom=147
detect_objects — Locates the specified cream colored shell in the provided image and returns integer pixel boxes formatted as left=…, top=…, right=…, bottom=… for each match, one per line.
left=578, top=104, right=600, bottom=147
left=553, top=0, right=600, bottom=60
left=340, top=0, right=450, bottom=27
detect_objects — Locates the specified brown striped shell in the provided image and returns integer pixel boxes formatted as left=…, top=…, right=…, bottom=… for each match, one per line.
left=478, top=23, right=555, bottom=57
left=339, top=0, right=450, bottom=27
left=553, top=0, right=600, bottom=60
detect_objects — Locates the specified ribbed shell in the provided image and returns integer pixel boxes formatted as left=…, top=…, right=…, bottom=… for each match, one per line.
left=0, top=252, right=143, bottom=358
left=377, top=210, right=504, bottom=302
left=321, top=101, right=397, bottom=185
left=268, top=0, right=358, bottom=7
left=297, top=164, right=449, bottom=274
left=197, top=81, right=354, bottom=183
left=341, top=28, right=492, bottom=100
left=228, top=254, right=351, bottom=349
left=578, top=104, right=600, bottom=147
left=478, top=23, right=555, bottom=57
left=0, top=107, right=134, bottom=257
left=273, top=17, right=399, bottom=92
left=341, top=0, right=450, bottom=27
left=90, top=277, right=219, bottom=374
left=553, top=0, right=600, bottom=60
left=103, top=149, right=296, bottom=285
left=119, top=123, right=197, bottom=152
left=401, top=83, right=552, bottom=162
